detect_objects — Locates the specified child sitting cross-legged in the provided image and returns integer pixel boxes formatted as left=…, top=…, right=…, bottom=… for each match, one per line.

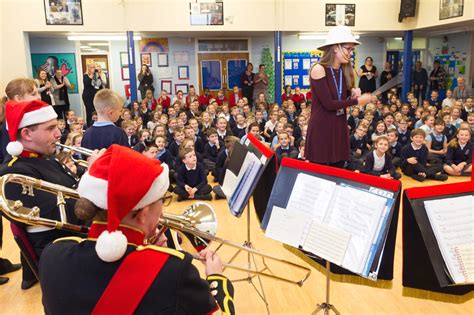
left=443, top=127, right=473, bottom=176
left=274, top=132, right=298, bottom=164
left=174, top=147, right=212, bottom=201
left=361, top=136, right=401, bottom=180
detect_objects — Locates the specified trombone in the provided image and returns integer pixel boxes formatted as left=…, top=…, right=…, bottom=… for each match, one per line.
left=56, top=143, right=93, bottom=168
left=0, top=174, right=311, bottom=286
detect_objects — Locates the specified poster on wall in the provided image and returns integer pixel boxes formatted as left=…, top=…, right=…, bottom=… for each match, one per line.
left=139, top=38, right=169, bottom=53
left=282, top=51, right=323, bottom=91
left=190, top=1, right=224, bottom=25
left=141, top=53, right=152, bottom=67
left=43, top=0, right=83, bottom=25
left=439, top=0, right=464, bottom=20
left=31, top=53, right=78, bottom=94
left=325, top=3, right=356, bottom=26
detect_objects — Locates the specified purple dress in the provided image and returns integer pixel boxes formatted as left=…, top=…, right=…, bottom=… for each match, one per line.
left=306, top=67, right=358, bottom=164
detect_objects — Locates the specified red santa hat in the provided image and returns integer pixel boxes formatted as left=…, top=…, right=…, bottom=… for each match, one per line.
left=4, top=100, right=58, bottom=156
left=78, top=145, right=169, bottom=262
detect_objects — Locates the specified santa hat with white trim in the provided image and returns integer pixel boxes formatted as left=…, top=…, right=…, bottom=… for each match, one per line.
left=78, top=145, right=169, bottom=262
left=4, top=100, right=58, bottom=156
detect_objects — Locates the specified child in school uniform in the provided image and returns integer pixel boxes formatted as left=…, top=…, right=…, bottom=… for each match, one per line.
left=154, top=135, right=173, bottom=167
left=231, top=113, right=247, bottom=139
left=184, top=125, right=204, bottom=154
left=419, top=114, right=435, bottom=137
left=263, top=110, right=278, bottom=142
left=443, top=127, right=473, bottom=176
left=274, top=132, right=298, bottom=164
left=270, top=121, right=286, bottom=148
left=386, top=128, right=402, bottom=168
left=168, top=127, right=185, bottom=158
left=442, top=112, right=457, bottom=142
left=82, top=89, right=129, bottom=150
left=347, top=124, right=369, bottom=171
left=58, top=119, right=68, bottom=144
left=240, top=122, right=264, bottom=145
left=370, top=120, right=388, bottom=144
left=397, top=116, right=411, bottom=147
left=216, top=117, right=232, bottom=145
left=426, top=118, right=448, bottom=166
left=213, top=136, right=241, bottom=199
left=347, top=107, right=360, bottom=133
left=362, top=136, right=401, bottom=180
left=203, top=128, right=222, bottom=175
left=132, top=129, right=151, bottom=153
left=122, top=120, right=139, bottom=148
left=400, top=128, right=448, bottom=182
left=174, top=147, right=212, bottom=201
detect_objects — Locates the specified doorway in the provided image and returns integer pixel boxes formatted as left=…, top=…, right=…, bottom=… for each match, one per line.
left=81, top=54, right=110, bottom=89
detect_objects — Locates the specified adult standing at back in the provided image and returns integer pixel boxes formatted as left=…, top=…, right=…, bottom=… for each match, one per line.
left=82, top=63, right=104, bottom=126
left=240, top=63, right=254, bottom=105
left=358, top=56, right=378, bottom=94
left=51, top=68, right=71, bottom=119
left=412, top=61, right=428, bottom=102
left=252, top=64, right=268, bottom=107
left=429, top=60, right=446, bottom=99
left=34, top=69, right=54, bottom=105
left=306, top=26, right=371, bottom=167
left=137, top=65, right=154, bottom=100
left=379, top=62, right=394, bottom=103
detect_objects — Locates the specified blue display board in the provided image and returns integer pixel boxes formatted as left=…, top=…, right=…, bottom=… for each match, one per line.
left=282, top=50, right=323, bottom=92
left=201, top=60, right=222, bottom=90
left=227, top=59, right=247, bottom=89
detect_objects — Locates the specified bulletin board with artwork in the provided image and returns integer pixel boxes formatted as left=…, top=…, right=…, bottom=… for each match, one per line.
left=282, top=51, right=323, bottom=92
left=432, top=46, right=469, bottom=89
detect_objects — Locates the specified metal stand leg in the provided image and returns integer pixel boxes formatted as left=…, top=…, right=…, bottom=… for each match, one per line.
left=228, top=202, right=271, bottom=315
left=313, top=260, right=340, bottom=315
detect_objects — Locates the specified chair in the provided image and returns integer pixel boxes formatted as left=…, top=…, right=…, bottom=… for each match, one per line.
left=10, top=223, right=39, bottom=281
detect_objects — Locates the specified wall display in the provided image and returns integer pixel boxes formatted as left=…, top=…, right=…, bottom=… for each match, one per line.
left=325, top=3, right=356, bottom=26
left=121, top=67, right=130, bottom=81
left=31, top=53, right=78, bottom=93
left=175, top=83, right=189, bottom=95
left=43, top=0, right=83, bottom=25
left=189, top=1, right=224, bottom=25
left=439, top=0, right=464, bottom=20
left=141, top=53, right=152, bottom=67
left=157, top=53, right=169, bottom=67
left=157, top=67, right=173, bottom=79
left=173, top=51, right=190, bottom=63
left=282, top=51, right=323, bottom=91
left=120, top=52, right=129, bottom=66
left=178, top=66, right=190, bottom=80
left=161, top=80, right=172, bottom=94
left=139, top=38, right=169, bottom=53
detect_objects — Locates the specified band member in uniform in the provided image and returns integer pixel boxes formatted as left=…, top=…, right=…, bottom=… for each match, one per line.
left=0, top=99, right=92, bottom=289
left=40, top=145, right=235, bottom=314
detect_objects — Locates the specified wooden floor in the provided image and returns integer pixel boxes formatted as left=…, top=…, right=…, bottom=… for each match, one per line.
left=1, top=174, right=473, bottom=315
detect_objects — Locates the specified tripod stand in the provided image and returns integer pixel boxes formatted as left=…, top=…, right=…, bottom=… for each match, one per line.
left=313, top=260, right=340, bottom=315
left=223, top=201, right=271, bottom=315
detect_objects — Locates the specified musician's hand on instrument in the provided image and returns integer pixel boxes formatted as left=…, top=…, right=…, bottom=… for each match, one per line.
left=351, top=88, right=361, bottom=99
left=198, top=250, right=223, bottom=276
left=152, top=228, right=168, bottom=247
left=88, top=149, right=106, bottom=167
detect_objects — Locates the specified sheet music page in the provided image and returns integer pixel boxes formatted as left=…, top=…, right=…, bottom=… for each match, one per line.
left=302, top=221, right=351, bottom=266
left=230, top=156, right=262, bottom=215
left=286, top=173, right=337, bottom=222
left=455, top=245, right=474, bottom=283
left=221, top=170, right=237, bottom=199
left=323, top=185, right=387, bottom=275
left=265, top=206, right=308, bottom=247
left=424, top=195, right=474, bottom=284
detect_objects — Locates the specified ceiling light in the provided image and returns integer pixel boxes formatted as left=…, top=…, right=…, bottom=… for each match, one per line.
left=298, top=33, right=360, bottom=40
left=88, top=43, right=110, bottom=46
left=80, top=45, right=91, bottom=48
left=394, top=37, right=403, bottom=40
left=68, top=35, right=142, bottom=41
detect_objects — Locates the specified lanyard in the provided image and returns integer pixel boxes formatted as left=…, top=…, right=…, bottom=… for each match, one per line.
left=330, top=67, right=342, bottom=101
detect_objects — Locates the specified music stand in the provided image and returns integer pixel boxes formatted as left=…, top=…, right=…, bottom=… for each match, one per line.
left=313, top=260, right=340, bottom=315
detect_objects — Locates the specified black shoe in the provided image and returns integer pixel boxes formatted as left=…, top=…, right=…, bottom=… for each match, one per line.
left=177, top=194, right=184, bottom=202
left=432, top=173, right=448, bottom=181
left=0, top=260, right=22, bottom=275
left=411, top=174, right=426, bottom=182
left=0, top=277, right=9, bottom=285
left=196, top=194, right=212, bottom=201
left=21, top=278, right=38, bottom=290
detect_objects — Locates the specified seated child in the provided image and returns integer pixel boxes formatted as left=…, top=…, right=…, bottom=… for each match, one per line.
left=370, top=120, right=387, bottom=144
left=400, top=128, right=448, bottom=182
left=203, top=128, right=222, bottom=175
left=347, top=124, right=369, bottom=171
left=361, top=136, right=401, bottom=180
left=240, top=122, right=264, bottom=144
left=169, top=127, right=185, bottom=158
left=274, top=132, right=298, bottom=164
left=231, top=113, right=247, bottom=139
left=155, top=136, right=173, bottom=167
left=386, top=128, right=402, bottom=168
left=82, top=89, right=129, bottom=150
left=426, top=118, right=448, bottom=165
left=347, top=107, right=360, bottom=133
left=184, top=125, right=204, bottom=154
left=133, top=129, right=151, bottom=153
left=213, top=136, right=241, bottom=199
left=174, top=138, right=204, bottom=170
left=297, top=140, right=305, bottom=160
left=58, top=119, right=68, bottom=144
left=142, top=144, right=158, bottom=159
left=397, top=116, right=411, bottom=147
left=122, top=120, right=138, bottom=148
left=442, top=112, right=457, bottom=142
left=443, top=127, right=472, bottom=176
left=174, top=147, right=212, bottom=201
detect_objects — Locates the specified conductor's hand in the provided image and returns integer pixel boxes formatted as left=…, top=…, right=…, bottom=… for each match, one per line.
left=351, top=88, right=361, bottom=99
left=357, top=93, right=372, bottom=106
left=87, top=148, right=106, bottom=167
left=198, top=250, right=223, bottom=276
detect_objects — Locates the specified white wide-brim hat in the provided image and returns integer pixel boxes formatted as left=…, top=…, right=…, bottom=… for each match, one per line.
left=317, top=25, right=361, bottom=50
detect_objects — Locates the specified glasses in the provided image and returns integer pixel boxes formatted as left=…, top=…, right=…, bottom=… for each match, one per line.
left=341, top=45, right=355, bottom=53
left=159, top=193, right=173, bottom=207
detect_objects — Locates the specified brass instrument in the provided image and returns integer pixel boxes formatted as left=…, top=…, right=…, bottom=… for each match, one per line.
left=0, top=174, right=311, bottom=286
left=56, top=143, right=93, bottom=168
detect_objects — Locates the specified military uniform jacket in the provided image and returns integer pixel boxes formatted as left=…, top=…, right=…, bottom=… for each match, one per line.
left=39, top=223, right=235, bottom=315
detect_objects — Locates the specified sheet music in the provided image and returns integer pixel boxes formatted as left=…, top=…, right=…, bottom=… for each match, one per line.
left=302, top=221, right=351, bottom=266
left=287, top=173, right=337, bottom=222
left=424, top=195, right=474, bottom=284
left=229, top=155, right=262, bottom=215
left=323, top=185, right=387, bottom=274
left=265, top=206, right=307, bottom=247
left=221, top=170, right=237, bottom=199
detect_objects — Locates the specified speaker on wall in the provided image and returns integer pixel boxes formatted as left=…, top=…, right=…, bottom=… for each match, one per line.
left=398, top=0, right=417, bottom=22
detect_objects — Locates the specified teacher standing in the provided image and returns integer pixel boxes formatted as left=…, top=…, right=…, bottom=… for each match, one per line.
left=82, top=63, right=104, bottom=126
left=306, top=26, right=371, bottom=167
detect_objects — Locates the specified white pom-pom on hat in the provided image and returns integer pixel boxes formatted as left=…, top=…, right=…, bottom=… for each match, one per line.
left=6, top=141, right=24, bottom=157
left=95, top=230, right=128, bottom=262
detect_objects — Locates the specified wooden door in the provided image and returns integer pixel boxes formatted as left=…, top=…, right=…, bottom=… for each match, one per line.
left=81, top=54, right=110, bottom=89
left=197, top=52, right=249, bottom=97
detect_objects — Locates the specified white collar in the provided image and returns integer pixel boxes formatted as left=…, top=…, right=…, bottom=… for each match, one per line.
left=185, top=164, right=197, bottom=171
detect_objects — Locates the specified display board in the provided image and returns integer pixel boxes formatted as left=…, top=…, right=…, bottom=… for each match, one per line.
left=282, top=50, right=323, bottom=92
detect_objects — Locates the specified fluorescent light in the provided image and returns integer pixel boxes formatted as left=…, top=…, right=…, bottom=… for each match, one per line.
left=394, top=37, right=403, bottom=40
left=80, top=45, right=91, bottom=48
left=68, top=35, right=142, bottom=41
left=88, top=43, right=110, bottom=46
left=298, top=34, right=360, bottom=40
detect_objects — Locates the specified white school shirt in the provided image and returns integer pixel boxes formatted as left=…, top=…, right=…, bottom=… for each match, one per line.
left=373, top=151, right=385, bottom=172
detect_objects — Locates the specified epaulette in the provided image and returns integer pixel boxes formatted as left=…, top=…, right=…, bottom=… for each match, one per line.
left=7, top=156, right=18, bottom=167
left=53, top=236, right=85, bottom=244
left=136, top=244, right=184, bottom=260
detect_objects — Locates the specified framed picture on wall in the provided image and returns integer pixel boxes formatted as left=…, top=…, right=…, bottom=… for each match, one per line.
left=121, top=67, right=130, bottom=81
left=325, top=4, right=356, bottom=26
left=158, top=53, right=169, bottom=67
left=439, top=0, right=464, bottom=20
left=175, top=83, right=189, bottom=95
left=141, top=53, right=152, bottom=67
left=120, top=52, right=129, bottom=66
left=161, top=80, right=172, bottom=94
left=178, top=66, right=190, bottom=80
left=43, top=0, right=83, bottom=25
